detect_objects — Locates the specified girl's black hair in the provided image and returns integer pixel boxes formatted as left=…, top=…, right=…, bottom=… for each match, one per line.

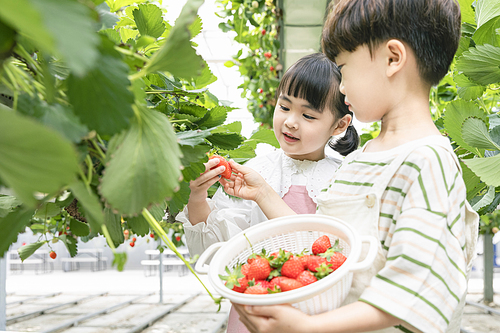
left=276, top=52, right=359, bottom=156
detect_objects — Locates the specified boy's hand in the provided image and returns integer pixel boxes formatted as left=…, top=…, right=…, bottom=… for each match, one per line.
left=219, top=160, right=269, bottom=202
left=231, top=303, right=311, bottom=333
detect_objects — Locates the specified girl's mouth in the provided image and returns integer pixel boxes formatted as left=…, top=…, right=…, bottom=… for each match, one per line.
left=283, top=132, right=299, bottom=142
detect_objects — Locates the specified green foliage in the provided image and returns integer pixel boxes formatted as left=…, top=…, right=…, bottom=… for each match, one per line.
left=0, top=0, right=277, bottom=261
left=216, top=0, right=281, bottom=126
left=433, top=0, right=500, bottom=224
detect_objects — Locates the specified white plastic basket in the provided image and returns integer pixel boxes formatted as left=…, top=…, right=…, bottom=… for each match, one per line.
left=195, top=214, right=377, bottom=315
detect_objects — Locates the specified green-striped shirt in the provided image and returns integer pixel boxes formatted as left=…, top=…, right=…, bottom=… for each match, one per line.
left=324, top=138, right=468, bottom=333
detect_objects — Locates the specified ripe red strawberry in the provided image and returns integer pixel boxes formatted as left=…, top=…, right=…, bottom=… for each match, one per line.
left=296, top=270, right=317, bottom=286
left=264, top=52, right=272, bottom=59
left=270, top=65, right=274, bottom=71
left=227, top=277, right=249, bottom=293
left=150, top=233, right=154, bottom=238
left=175, top=236, right=181, bottom=242
left=246, top=257, right=271, bottom=281
left=298, top=255, right=311, bottom=269
left=261, top=29, right=266, bottom=35
left=129, top=242, right=135, bottom=247
left=247, top=254, right=261, bottom=264
left=209, top=155, right=233, bottom=179
left=281, top=257, right=305, bottom=279
left=321, top=239, right=347, bottom=271
left=312, top=235, right=331, bottom=255
left=241, top=263, right=251, bottom=276
left=132, top=237, right=137, bottom=242
left=255, top=280, right=271, bottom=289
left=279, top=278, right=303, bottom=292
left=49, top=251, right=57, bottom=259
left=270, top=276, right=287, bottom=289
left=257, top=88, right=263, bottom=93
left=305, top=255, right=327, bottom=272
left=244, top=284, right=268, bottom=294
left=325, top=252, right=347, bottom=271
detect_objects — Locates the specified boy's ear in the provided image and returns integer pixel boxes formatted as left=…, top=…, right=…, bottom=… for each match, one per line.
left=384, top=39, right=407, bottom=77
left=332, top=114, right=352, bottom=136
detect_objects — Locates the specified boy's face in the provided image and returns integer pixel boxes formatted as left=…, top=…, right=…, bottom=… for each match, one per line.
left=273, top=94, right=336, bottom=161
left=335, top=45, right=390, bottom=123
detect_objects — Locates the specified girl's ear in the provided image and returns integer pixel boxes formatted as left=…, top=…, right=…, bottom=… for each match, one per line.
left=385, top=39, right=407, bottom=77
left=332, top=114, right=352, bottom=136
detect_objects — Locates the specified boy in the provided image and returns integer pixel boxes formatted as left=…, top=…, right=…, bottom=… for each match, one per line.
left=222, top=0, right=479, bottom=332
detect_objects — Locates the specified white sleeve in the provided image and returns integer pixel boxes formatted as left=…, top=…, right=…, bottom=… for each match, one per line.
left=176, top=187, right=263, bottom=257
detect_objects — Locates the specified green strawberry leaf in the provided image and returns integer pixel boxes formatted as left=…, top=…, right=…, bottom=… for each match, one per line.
left=453, top=74, right=486, bottom=101
left=464, top=153, right=500, bottom=187
left=249, top=128, right=280, bottom=148
left=197, top=106, right=228, bottom=128
left=456, top=44, right=500, bottom=85
left=462, top=117, right=500, bottom=151
left=67, top=36, right=134, bottom=136
left=458, top=0, right=476, bottom=25
left=133, top=4, right=166, bottom=39
left=472, top=185, right=496, bottom=211
left=0, top=105, right=80, bottom=207
left=473, top=0, right=500, bottom=46
left=103, top=208, right=124, bottom=247
left=460, top=161, right=487, bottom=201
left=34, top=202, right=61, bottom=219
left=176, top=129, right=212, bottom=147
left=18, top=241, right=47, bottom=261
left=443, top=100, right=486, bottom=155
left=144, top=0, right=205, bottom=79
left=69, top=181, right=105, bottom=235
left=59, top=234, right=78, bottom=257
left=0, top=195, right=22, bottom=218
left=69, top=218, right=90, bottom=237
left=100, top=108, right=183, bottom=215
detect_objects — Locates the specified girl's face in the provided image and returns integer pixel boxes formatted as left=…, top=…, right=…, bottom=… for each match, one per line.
left=273, top=94, right=337, bottom=161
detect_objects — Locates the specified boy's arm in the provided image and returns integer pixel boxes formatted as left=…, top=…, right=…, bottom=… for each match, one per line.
left=220, top=160, right=296, bottom=219
left=232, top=301, right=403, bottom=333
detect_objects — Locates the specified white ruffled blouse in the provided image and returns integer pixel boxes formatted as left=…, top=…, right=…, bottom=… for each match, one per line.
left=175, top=149, right=341, bottom=256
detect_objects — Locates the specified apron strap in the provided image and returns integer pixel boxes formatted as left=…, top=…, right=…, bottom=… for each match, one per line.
left=370, top=136, right=454, bottom=198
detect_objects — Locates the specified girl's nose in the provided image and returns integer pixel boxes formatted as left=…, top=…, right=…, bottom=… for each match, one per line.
left=284, top=115, right=298, bottom=129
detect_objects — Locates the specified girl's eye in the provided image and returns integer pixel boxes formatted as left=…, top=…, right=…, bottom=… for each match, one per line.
left=280, top=105, right=290, bottom=111
left=303, top=114, right=316, bottom=120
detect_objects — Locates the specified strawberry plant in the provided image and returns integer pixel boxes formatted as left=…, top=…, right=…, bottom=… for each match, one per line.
left=0, top=0, right=277, bottom=285
left=216, top=0, right=281, bottom=126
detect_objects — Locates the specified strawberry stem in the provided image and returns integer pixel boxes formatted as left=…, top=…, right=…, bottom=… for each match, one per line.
left=142, top=208, right=223, bottom=309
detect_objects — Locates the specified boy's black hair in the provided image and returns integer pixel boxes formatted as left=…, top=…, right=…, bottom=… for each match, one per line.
left=276, top=52, right=359, bottom=156
left=321, top=0, right=461, bottom=85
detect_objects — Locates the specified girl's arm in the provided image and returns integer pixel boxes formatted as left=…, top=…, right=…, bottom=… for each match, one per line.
left=220, top=160, right=296, bottom=220
left=186, top=157, right=227, bottom=225
left=232, top=301, right=404, bottom=333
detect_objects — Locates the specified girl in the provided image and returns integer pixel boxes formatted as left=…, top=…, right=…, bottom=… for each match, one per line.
left=175, top=52, right=358, bottom=333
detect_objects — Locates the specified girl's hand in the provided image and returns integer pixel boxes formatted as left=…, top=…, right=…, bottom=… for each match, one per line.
left=188, top=157, right=226, bottom=203
left=231, top=303, right=312, bottom=333
left=219, top=160, right=269, bottom=202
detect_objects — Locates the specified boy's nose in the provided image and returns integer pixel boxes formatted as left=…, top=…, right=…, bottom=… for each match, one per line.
left=339, top=79, right=346, bottom=94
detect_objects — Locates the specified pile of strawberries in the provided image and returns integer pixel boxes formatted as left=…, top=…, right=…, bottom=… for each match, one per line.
left=220, top=235, right=347, bottom=294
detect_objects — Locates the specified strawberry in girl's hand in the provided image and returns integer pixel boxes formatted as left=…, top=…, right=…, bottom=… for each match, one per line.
left=312, top=235, right=331, bottom=255
left=209, top=155, right=233, bottom=179
left=305, top=255, right=327, bottom=273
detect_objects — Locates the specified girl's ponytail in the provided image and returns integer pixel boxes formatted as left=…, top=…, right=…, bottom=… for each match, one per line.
left=329, top=124, right=359, bottom=157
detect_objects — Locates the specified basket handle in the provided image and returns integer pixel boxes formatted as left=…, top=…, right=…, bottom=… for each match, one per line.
left=194, top=242, right=225, bottom=274
left=348, top=235, right=378, bottom=272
